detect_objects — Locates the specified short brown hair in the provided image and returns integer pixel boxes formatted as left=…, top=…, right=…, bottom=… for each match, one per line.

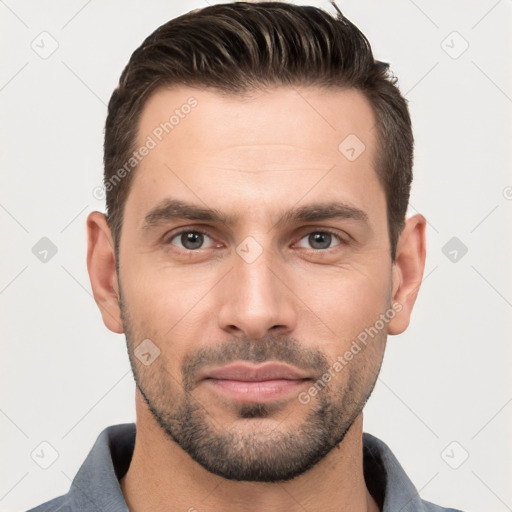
left=104, top=1, right=413, bottom=260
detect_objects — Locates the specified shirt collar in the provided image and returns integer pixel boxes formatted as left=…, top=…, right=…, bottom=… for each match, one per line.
left=362, top=432, right=429, bottom=511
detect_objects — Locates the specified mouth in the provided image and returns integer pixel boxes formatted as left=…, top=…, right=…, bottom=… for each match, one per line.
left=200, top=362, right=311, bottom=403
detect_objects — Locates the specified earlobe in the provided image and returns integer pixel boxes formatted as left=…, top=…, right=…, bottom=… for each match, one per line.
left=387, top=214, right=427, bottom=336
left=86, top=211, right=124, bottom=334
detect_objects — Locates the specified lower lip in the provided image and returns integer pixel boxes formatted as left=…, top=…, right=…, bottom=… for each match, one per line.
left=204, top=378, right=310, bottom=403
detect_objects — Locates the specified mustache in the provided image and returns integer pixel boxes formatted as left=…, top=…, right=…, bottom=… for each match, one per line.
left=181, top=334, right=329, bottom=391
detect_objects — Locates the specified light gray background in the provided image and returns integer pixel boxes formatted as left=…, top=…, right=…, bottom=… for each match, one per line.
left=1, top=1, right=511, bottom=511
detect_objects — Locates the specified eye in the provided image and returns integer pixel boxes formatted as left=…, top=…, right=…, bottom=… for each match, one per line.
left=165, top=230, right=217, bottom=250
left=296, top=230, right=343, bottom=251
left=163, top=228, right=345, bottom=253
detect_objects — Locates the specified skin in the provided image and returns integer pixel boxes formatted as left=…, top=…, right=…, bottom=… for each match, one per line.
left=87, top=85, right=426, bottom=512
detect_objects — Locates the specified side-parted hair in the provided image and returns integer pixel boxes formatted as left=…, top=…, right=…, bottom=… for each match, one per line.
left=104, top=1, right=413, bottom=261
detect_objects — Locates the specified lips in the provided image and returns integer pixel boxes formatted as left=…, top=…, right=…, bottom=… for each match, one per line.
left=201, top=362, right=309, bottom=382
left=200, top=362, right=311, bottom=403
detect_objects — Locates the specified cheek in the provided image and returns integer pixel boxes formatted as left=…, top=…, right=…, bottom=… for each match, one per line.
left=121, top=264, right=215, bottom=361
left=122, top=253, right=187, bottom=314
left=293, top=264, right=391, bottom=349
left=120, top=268, right=170, bottom=341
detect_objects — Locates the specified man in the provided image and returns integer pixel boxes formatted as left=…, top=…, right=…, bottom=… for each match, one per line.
left=27, top=2, right=464, bottom=511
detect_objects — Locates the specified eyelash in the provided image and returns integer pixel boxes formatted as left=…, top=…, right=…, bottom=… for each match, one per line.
left=162, top=228, right=346, bottom=252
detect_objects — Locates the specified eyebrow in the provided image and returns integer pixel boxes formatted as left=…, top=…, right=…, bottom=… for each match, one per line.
left=141, top=198, right=369, bottom=232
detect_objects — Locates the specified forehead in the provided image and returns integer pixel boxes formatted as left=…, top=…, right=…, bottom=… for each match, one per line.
left=137, top=85, right=376, bottom=157
left=124, top=85, right=382, bottom=228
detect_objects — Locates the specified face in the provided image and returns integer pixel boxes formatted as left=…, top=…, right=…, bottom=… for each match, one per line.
left=115, top=85, right=396, bottom=481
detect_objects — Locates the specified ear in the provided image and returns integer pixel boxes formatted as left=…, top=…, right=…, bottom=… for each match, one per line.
left=86, top=211, right=124, bottom=334
left=387, top=214, right=427, bottom=335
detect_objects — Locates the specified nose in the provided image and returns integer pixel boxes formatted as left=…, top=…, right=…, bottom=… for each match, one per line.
left=217, top=244, right=298, bottom=340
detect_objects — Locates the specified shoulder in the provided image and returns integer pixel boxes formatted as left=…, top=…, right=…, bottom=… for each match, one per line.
left=23, top=423, right=135, bottom=512
left=362, top=432, right=467, bottom=512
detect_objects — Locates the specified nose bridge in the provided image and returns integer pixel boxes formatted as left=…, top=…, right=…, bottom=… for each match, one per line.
left=217, top=236, right=297, bottom=338
left=237, top=243, right=279, bottom=309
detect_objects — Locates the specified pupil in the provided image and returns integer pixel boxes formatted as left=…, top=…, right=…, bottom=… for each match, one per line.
left=183, top=232, right=203, bottom=250
left=310, top=232, right=331, bottom=250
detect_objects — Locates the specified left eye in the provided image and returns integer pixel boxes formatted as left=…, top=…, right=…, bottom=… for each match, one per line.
left=296, top=231, right=342, bottom=250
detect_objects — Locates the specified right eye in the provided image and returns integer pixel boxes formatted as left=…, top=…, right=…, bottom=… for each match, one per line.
left=164, top=229, right=219, bottom=251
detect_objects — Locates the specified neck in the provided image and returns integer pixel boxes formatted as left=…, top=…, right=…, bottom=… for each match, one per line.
left=120, top=394, right=380, bottom=512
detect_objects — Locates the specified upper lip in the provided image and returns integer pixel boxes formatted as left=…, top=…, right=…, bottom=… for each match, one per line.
left=201, top=362, right=310, bottom=382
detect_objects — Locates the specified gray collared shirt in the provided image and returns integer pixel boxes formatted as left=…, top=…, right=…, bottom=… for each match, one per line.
left=26, top=423, right=464, bottom=512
